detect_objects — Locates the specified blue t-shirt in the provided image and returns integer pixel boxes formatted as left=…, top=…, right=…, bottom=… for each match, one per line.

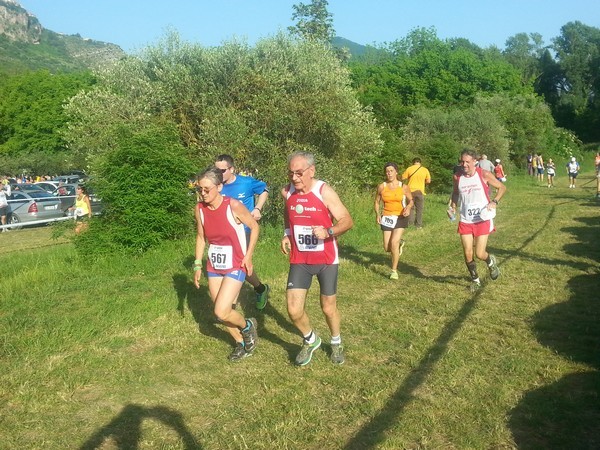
left=221, top=174, right=268, bottom=213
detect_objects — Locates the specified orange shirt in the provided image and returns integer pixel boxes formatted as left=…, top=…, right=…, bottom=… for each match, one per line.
left=381, top=182, right=405, bottom=216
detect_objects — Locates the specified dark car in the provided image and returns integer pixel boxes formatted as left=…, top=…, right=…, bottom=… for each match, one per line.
left=7, top=190, right=65, bottom=230
left=53, top=175, right=81, bottom=185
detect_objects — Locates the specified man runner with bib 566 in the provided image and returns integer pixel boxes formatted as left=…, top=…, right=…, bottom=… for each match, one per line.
left=281, top=152, right=353, bottom=366
left=449, top=148, right=506, bottom=292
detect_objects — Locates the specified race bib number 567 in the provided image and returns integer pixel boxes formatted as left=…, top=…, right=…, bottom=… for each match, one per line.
left=208, top=244, right=233, bottom=270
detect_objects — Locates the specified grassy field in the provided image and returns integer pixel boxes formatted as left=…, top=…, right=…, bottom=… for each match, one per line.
left=1, top=171, right=599, bottom=449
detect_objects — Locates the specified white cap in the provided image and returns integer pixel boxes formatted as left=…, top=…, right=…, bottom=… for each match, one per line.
left=571, top=157, right=576, bottom=162
left=495, top=159, right=501, bottom=163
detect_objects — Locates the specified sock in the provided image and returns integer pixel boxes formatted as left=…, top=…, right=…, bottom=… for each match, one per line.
left=331, top=335, right=341, bottom=345
left=303, top=330, right=316, bottom=344
left=485, top=255, right=493, bottom=266
left=466, top=260, right=478, bottom=281
left=241, top=319, right=252, bottom=332
left=254, top=283, right=265, bottom=294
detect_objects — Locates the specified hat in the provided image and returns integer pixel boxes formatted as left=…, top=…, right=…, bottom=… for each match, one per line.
left=571, top=157, right=576, bottom=162
left=495, top=159, right=501, bottom=163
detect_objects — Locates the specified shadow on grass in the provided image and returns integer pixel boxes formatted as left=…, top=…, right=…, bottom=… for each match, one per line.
left=79, top=403, right=201, bottom=449
left=340, top=244, right=465, bottom=285
left=509, top=213, right=600, bottom=449
left=172, top=273, right=229, bottom=344
left=343, top=200, right=557, bottom=448
left=238, top=284, right=300, bottom=362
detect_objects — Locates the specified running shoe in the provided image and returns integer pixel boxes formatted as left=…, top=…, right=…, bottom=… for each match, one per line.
left=256, top=284, right=270, bottom=310
left=389, top=270, right=399, bottom=280
left=488, top=254, right=500, bottom=280
left=240, top=318, right=258, bottom=353
left=330, top=344, right=345, bottom=365
left=295, top=335, right=322, bottom=366
left=228, top=342, right=251, bottom=362
left=399, top=239, right=406, bottom=256
left=470, top=280, right=482, bottom=293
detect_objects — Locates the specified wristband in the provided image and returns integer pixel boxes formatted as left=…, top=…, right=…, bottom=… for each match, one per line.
left=492, top=199, right=499, bottom=205
left=194, top=259, right=202, bottom=265
left=283, top=228, right=291, bottom=237
left=193, top=266, right=202, bottom=272
left=254, top=206, right=261, bottom=211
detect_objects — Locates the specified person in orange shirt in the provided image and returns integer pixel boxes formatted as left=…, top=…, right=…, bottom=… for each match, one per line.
left=375, top=162, right=413, bottom=280
left=401, top=158, right=431, bottom=229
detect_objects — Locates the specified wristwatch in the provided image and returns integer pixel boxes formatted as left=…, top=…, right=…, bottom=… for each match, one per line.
left=327, top=227, right=334, bottom=237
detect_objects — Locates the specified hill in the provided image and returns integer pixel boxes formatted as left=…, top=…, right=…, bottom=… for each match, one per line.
left=0, top=0, right=124, bottom=74
left=332, top=35, right=385, bottom=58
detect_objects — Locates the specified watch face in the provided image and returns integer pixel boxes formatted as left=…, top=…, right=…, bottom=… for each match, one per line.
left=328, top=227, right=334, bottom=235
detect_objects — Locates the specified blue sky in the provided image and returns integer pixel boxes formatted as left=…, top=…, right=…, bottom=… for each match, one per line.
left=16, top=0, right=600, bottom=53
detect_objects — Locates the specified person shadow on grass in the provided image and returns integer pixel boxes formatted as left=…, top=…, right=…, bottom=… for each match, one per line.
left=508, top=215, right=600, bottom=449
left=79, top=404, right=201, bottom=449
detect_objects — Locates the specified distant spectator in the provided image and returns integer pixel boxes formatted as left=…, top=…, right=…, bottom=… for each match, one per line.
left=536, top=154, right=545, bottom=183
left=401, top=157, right=431, bottom=229
left=566, top=157, right=580, bottom=188
left=69, top=185, right=92, bottom=234
left=494, top=159, right=506, bottom=182
left=546, top=158, right=556, bottom=188
left=0, top=179, right=11, bottom=232
left=527, top=153, right=534, bottom=176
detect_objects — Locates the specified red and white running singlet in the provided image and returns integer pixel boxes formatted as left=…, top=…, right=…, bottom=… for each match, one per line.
left=197, top=197, right=247, bottom=274
left=458, top=167, right=491, bottom=224
left=286, top=180, right=338, bottom=265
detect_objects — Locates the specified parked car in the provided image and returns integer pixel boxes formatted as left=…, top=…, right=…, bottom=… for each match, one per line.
left=7, top=190, right=65, bottom=230
left=53, top=183, right=103, bottom=216
left=34, top=181, right=60, bottom=193
left=53, top=175, right=81, bottom=185
left=9, top=183, right=46, bottom=194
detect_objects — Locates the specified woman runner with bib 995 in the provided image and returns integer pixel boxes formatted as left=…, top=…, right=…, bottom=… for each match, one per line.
left=193, top=167, right=259, bottom=362
left=374, top=162, right=413, bottom=280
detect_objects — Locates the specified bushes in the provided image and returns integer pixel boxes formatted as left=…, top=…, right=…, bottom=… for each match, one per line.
left=74, top=123, right=195, bottom=255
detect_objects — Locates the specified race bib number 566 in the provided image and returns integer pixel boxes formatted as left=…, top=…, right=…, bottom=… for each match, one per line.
left=293, top=225, right=324, bottom=252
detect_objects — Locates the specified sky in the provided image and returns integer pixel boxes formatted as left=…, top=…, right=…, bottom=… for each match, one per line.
left=15, top=0, right=600, bottom=53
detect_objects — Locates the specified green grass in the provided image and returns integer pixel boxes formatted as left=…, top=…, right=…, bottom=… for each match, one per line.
left=1, top=171, right=599, bottom=449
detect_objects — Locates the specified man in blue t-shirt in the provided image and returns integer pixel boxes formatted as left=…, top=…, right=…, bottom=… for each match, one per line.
left=215, top=154, right=270, bottom=310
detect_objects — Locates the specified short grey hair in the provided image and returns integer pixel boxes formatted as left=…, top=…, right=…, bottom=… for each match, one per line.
left=287, top=151, right=315, bottom=167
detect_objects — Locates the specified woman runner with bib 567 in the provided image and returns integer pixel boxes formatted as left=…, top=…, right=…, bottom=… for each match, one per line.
left=374, top=162, right=413, bottom=280
left=193, top=167, right=259, bottom=362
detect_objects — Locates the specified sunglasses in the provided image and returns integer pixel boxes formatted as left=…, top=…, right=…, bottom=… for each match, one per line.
left=287, top=166, right=311, bottom=177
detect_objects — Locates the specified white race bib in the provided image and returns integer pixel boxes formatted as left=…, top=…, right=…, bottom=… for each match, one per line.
left=466, top=203, right=484, bottom=221
left=208, top=244, right=233, bottom=270
left=75, top=207, right=84, bottom=217
left=381, top=215, right=398, bottom=228
left=293, top=225, right=324, bottom=252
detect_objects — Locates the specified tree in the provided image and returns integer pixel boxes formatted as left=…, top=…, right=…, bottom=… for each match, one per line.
left=288, top=0, right=334, bottom=43
left=503, top=32, right=545, bottom=86
left=551, top=21, right=600, bottom=140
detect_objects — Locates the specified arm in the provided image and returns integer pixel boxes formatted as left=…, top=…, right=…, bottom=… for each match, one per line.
left=193, top=205, right=206, bottom=289
left=374, top=183, right=384, bottom=224
left=402, top=185, right=413, bottom=217
left=251, top=190, right=269, bottom=220
left=84, top=196, right=92, bottom=218
left=312, top=183, right=353, bottom=240
left=482, top=171, right=506, bottom=209
left=450, top=174, right=460, bottom=209
left=280, top=186, right=291, bottom=255
left=231, top=199, right=258, bottom=276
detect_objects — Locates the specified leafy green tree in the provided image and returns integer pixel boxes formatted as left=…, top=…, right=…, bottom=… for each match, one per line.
left=503, top=32, right=545, bottom=86
left=65, top=32, right=382, bottom=236
left=551, top=21, right=600, bottom=140
left=288, top=0, right=334, bottom=43
left=0, top=70, right=94, bottom=173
